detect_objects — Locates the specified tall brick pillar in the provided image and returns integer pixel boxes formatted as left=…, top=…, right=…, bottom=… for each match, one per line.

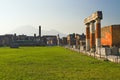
left=90, top=21, right=95, bottom=52
left=96, top=18, right=101, bottom=53
left=86, top=23, right=90, bottom=51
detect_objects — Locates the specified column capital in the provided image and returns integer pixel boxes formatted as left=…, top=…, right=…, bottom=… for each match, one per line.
left=96, top=18, right=101, bottom=23
left=85, top=23, right=90, bottom=26
left=85, top=23, right=90, bottom=28
left=86, top=23, right=90, bottom=25
left=90, top=20, right=95, bottom=23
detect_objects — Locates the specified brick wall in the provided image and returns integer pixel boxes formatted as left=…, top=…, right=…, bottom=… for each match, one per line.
left=101, top=25, right=120, bottom=47
left=101, top=26, right=112, bottom=47
left=112, top=25, right=120, bottom=47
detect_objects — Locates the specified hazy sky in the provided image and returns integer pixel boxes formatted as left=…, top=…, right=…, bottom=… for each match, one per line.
left=0, top=0, right=120, bottom=35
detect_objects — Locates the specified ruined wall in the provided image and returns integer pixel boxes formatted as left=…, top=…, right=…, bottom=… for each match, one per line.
left=101, top=25, right=120, bottom=47
left=101, top=26, right=112, bottom=47
left=112, top=25, right=120, bottom=47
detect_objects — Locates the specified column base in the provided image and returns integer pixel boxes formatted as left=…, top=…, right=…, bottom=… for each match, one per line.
left=86, top=47, right=90, bottom=51
left=90, top=48, right=95, bottom=52
left=96, top=47, right=101, bottom=54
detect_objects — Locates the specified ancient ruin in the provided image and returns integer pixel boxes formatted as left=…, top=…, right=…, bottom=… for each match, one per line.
left=84, top=11, right=103, bottom=53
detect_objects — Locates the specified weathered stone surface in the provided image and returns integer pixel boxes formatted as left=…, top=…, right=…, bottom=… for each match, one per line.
left=84, top=11, right=102, bottom=24
left=80, top=46, right=86, bottom=51
left=84, top=11, right=102, bottom=53
left=101, top=47, right=111, bottom=56
left=111, top=47, right=119, bottom=55
left=101, top=25, right=120, bottom=47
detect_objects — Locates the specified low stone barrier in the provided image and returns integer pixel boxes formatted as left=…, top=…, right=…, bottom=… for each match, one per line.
left=64, top=46, right=120, bottom=63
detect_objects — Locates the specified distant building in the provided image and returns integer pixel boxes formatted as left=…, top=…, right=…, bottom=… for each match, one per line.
left=61, top=37, right=67, bottom=45
left=41, top=35, right=57, bottom=46
left=14, top=34, right=40, bottom=46
left=75, top=33, right=86, bottom=49
left=0, top=25, right=58, bottom=47
left=67, top=33, right=76, bottom=47
left=0, top=34, right=13, bottom=46
left=66, top=33, right=85, bottom=48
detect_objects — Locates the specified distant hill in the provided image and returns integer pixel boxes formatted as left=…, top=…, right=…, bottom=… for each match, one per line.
left=9, top=26, right=67, bottom=38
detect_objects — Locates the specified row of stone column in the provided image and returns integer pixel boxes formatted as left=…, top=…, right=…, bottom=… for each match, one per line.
left=86, top=18, right=101, bottom=53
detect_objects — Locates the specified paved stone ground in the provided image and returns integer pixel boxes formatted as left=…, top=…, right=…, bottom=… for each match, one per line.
left=65, top=46, right=120, bottom=63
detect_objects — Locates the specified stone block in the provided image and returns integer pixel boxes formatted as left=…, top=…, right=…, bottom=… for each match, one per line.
left=106, top=48, right=111, bottom=55
left=100, top=47, right=111, bottom=56
left=10, top=43, right=19, bottom=48
left=100, top=48, right=106, bottom=56
left=97, top=48, right=101, bottom=54
left=73, top=45, right=76, bottom=49
left=111, top=47, right=119, bottom=55
left=80, top=46, right=86, bottom=51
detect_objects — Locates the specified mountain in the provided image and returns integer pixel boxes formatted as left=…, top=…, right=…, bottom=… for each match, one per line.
left=9, top=26, right=38, bottom=36
left=42, top=29, right=67, bottom=38
left=9, top=26, right=67, bottom=38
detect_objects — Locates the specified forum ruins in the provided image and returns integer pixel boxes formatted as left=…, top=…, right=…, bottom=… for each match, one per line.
left=66, top=11, right=120, bottom=63
left=0, top=11, right=120, bottom=62
left=84, top=11, right=103, bottom=53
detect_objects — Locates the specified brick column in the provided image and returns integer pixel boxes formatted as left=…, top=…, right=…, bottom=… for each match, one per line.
left=95, top=18, right=101, bottom=53
left=90, top=21, right=95, bottom=52
left=86, top=23, right=90, bottom=51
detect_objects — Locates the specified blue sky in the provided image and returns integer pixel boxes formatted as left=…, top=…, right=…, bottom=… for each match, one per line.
left=0, top=0, right=120, bottom=35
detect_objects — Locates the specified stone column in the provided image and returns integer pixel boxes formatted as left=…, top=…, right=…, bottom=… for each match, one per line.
left=34, top=33, right=36, bottom=41
left=57, top=34, right=60, bottom=46
left=39, top=26, right=41, bottom=39
left=86, top=23, right=90, bottom=51
left=95, top=18, right=101, bottom=53
left=90, top=21, right=95, bottom=52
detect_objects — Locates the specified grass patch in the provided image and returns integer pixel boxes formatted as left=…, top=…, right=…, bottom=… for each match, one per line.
left=0, top=46, right=120, bottom=80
